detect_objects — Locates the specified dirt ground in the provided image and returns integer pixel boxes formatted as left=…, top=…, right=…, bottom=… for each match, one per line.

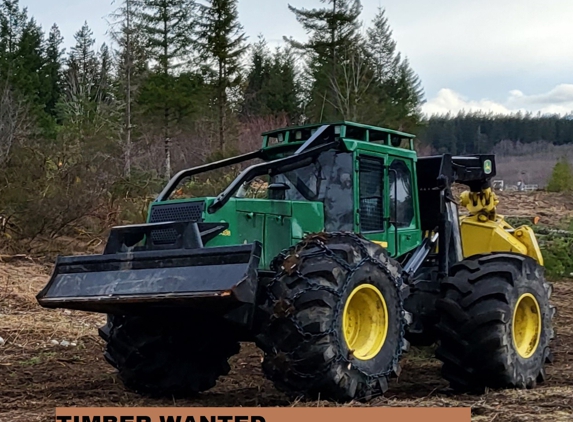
left=1, top=191, right=573, bottom=422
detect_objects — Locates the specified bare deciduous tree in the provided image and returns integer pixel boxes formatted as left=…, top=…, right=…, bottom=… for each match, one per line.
left=326, top=46, right=375, bottom=122
left=0, top=82, right=29, bottom=165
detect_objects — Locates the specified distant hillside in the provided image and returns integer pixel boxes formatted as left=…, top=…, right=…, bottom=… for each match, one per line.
left=417, top=111, right=573, bottom=187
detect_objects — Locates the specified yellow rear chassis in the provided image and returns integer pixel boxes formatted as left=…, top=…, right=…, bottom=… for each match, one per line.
left=458, top=188, right=543, bottom=265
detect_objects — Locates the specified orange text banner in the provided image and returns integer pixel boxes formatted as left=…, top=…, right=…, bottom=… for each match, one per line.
left=56, top=407, right=471, bottom=422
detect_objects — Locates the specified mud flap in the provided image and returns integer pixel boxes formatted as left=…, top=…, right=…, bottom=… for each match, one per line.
left=36, top=242, right=262, bottom=322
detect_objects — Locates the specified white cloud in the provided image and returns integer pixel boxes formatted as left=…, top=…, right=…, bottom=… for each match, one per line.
left=507, top=84, right=573, bottom=106
left=422, top=89, right=510, bottom=115
left=422, top=84, right=573, bottom=116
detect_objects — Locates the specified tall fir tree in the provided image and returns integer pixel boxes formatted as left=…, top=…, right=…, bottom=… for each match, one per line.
left=59, top=22, right=103, bottom=141
left=0, top=0, right=28, bottom=59
left=0, top=1, right=66, bottom=136
left=286, top=0, right=362, bottom=65
left=67, top=21, right=99, bottom=90
left=97, top=43, right=112, bottom=103
left=386, top=57, right=424, bottom=131
left=241, top=38, right=302, bottom=122
left=241, top=35, right=270, bottom=118
left=286, top=0, right=363, bottom=121
left=364, top=8, right=424, bottom=130
left=107, top=0, right=148, bottom=177
left=266, top=45, right=302, bottom=122
left=13, top=17, right=44, bottom=104
left=365, top=8, right=399, bottom=83
left=195, top=0, right=248, bottom=151
left=42, top=24, right=64, bottom=120
left=137, top=0, right=195, bottom=178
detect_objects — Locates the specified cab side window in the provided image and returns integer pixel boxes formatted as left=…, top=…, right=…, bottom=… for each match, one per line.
left=359, top=156, right=384, bottom=232
left=389, top=159, right=414, bottom=228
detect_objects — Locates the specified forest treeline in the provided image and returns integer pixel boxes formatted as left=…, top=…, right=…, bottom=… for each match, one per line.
left=0, top=0, right=425, bottom=247
left=419, top=111, right=573, bottom=155
left=0, top=0, right=571, bottom=251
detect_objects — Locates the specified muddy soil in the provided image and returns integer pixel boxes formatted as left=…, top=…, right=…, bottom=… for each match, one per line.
left=0, top=260, right=571, bottom=422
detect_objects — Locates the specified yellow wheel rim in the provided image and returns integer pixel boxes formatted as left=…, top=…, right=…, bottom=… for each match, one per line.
left=342, top=284, right=388, bottom=360
left=512, top=293, right=542, bottom=359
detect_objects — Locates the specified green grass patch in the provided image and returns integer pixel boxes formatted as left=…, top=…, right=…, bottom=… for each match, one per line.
left=19, top=351, right=56, bottom=366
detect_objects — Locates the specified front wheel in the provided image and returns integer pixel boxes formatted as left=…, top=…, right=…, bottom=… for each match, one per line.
left=435, top=253, right=555, bottom=392
left=256, top=233, right=410, bottom=402
left=99, top=312, right=241, bottom=397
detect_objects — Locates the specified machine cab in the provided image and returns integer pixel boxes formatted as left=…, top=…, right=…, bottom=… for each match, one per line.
left=262, top=122, right=422, bottom=259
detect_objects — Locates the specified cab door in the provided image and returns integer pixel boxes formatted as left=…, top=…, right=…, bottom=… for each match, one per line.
left=386, top=156, right=420, bottom=257
left=356, top=153, right=389, bottom=249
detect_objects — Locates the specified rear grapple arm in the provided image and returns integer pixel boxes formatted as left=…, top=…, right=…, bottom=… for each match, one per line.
left=457, top=178, right=543, bottom=266
left=416, top=154, right=543, bottom=277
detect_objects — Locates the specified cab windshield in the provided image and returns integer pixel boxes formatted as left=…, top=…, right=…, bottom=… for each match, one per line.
left=270, top=151, right=354, bottom=231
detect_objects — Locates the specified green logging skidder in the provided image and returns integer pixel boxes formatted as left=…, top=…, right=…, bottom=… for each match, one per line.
left=37, top=122, right=555, bottom=402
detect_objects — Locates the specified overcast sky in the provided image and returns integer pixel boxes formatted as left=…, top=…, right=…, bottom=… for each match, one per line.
left=21, top=0, right=573, bottom=117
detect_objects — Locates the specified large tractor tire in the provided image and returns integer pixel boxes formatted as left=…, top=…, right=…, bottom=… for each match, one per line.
left=435, top=253, right=555, bottom=392
left=256, top=232, right=410, bottom=402
left=98, top=312, right=240, bottom=397
left=404, top=266, right=441, bottom=346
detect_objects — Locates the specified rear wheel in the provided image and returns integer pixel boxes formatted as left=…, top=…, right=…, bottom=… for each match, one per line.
left=435, top=253, right=555, bottom=392
left=256, top=232, right=410, bottom=402
left=99, top=312, right=240, bottom=397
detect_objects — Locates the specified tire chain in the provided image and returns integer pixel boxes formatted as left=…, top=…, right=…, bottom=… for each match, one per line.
left=262, top=231, right=408, bottom=396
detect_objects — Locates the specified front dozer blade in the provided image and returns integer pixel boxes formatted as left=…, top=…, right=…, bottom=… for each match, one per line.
left=36, top=242, right=262, bottom=317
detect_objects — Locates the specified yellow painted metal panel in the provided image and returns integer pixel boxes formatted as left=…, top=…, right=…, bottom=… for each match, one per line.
left=459, top=214, right=543, bottom=265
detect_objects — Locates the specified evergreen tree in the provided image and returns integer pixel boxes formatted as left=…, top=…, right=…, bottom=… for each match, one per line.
left=67, top=21, right=99, bottom=89
left=0, top=0, right=28, bottom=59
left=382, top=57, right=424, bottom=131
left=97, top=43, right=112, bottom=103
left=267, top=45, right=302, bottom=122
left=0, top=1, right=65, bottom=136
left=59, top=22, right=104, bottom=140
left=13, top=15, right=66, bottom=136
left=137, top=0, right=195, bottom=178
left=107, top=0, right=148, bottom=177
left=363, top=8, right=424, bottom=130
left=286, top=0, right=363, bottom=121
left=42, top=24, right=64, bottom=119
left=547, top=157, right=573, bottom=192
left=365, top=8, right=399, bottom=83
left=241, top=35, right=271, bottom=118
left=241, top=39, right=302, bottom=122
left=13, top=17, right=44, bottom=103
left=286, top=0, right=362, bottom=65
left=195, top=0, right=248, bottom=151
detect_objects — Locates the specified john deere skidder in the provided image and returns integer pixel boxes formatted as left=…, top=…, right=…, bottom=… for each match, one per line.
left=37, top=122, right=555, bottom=402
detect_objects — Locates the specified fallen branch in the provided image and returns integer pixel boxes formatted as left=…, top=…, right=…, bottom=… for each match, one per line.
left=0, top=254, right=32, bottom=263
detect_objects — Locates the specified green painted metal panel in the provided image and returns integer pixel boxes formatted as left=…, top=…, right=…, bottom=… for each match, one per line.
left=193, top=198, right=324, bottom=269
left=237, top=210, right=264, bottom=246
left=236, top=199, right=292, bottom=216
left=265, top=215, right=291, bottom=268
left=291, top=202, right=324, bottom=239
left=343, top=139, right=417, bottom=160
left=200, top=200, right=238, bottom=247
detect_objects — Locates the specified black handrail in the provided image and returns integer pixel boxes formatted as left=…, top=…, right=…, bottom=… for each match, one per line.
left=207, top=141, right=342, bottom=214
left=155, top=149, right=263, bottom=202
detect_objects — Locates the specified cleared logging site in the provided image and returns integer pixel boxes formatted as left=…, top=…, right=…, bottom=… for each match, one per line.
left=1, top=122, right=573, bottom=421
left=0, top=230, right=572, bottom=421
